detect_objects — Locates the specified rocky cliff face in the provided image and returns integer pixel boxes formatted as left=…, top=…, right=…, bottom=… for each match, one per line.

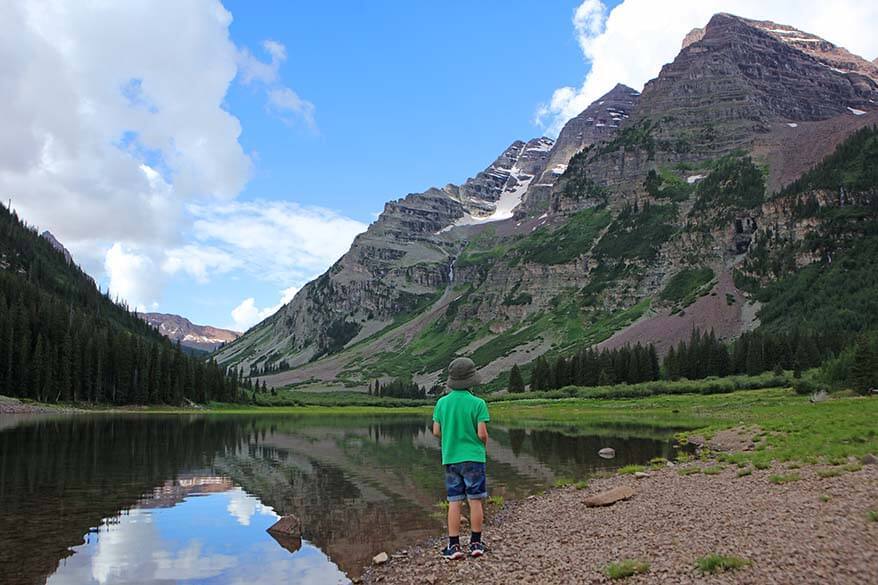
left=40, top=231, right=73, bottom=264
left=141, top=313, right=239, bottom=352
left=217, top=13, right=877, bottom=390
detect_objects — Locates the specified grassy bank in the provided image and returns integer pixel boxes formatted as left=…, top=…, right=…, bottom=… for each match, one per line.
left=490, top=387, right=878, bottom=466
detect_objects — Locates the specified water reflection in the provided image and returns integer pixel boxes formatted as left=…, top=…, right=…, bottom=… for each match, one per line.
left=0, top=413, right=687, bottom=585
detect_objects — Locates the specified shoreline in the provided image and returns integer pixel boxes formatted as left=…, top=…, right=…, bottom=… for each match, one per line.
left=361, top=459, right=878, bottom=584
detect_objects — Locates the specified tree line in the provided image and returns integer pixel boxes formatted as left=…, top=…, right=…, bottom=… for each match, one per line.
left=507, top=328, right=833, bottom=393
left=0, top=206, right=241, bottom=405
left=368, top=377, right=428, bottom=399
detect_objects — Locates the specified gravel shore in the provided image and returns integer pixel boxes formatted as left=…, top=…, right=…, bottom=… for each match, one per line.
left=0, top=396, right=79, bottom=414
left=363, top=461, right=878, bottom=584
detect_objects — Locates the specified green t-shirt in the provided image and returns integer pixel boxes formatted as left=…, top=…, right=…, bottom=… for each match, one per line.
left=432, top=390, right=490, bottom=465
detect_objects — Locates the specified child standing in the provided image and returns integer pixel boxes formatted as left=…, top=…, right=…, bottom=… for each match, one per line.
left=432, top=357, right=490, bottom=560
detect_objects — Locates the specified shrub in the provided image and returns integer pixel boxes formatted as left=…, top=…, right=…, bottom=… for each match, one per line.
left=769, top=473, right=801, bottom=485
left=696, top=554, right=750, bottom=574
left=604, top=560, right=650, bottom=580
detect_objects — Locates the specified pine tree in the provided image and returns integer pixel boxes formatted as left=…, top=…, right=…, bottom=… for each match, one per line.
left=509, top=364, right=525, bottom=393
left=850, top=335, right=877, bottom=394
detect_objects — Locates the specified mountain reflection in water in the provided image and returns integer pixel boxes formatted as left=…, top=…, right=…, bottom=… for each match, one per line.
left=0, top=413, right=685, bottom=584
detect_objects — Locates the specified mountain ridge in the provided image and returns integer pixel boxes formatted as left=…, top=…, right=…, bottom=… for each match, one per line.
left=140, top=313, right=240, bottom=352
left=217, top=13, right=877, bottom=392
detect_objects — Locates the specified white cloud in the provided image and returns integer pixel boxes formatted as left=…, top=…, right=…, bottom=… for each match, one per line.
left=537, top=0, right=878, bottom=136
left=190, top=201, right=367, bottom=285
left=231, top=286, right=300, bottom=331
left=238, top=39, right=317, bottom=130
left=268, top=87, right=317, bottom=130
left=162, top=245, right=242, bottom=284
left=104, top=243, right=162, bottom=311
left=3, top=2, right=319, bottom=312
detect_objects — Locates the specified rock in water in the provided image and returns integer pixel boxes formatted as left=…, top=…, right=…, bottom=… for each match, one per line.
left=373, top=552, right=389, bottom=565
left=598, top=447, right=616, bottom=459
left=266, top=515, right=301, bottom=536
left=584, top=486, right=635, bottom=507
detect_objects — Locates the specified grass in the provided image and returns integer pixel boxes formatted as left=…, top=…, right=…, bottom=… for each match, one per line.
left=513, top=208, right=612, bottom=266
left=696, top=554, right=750, bottom=574
left=618, top=465, right=647, bottom=475
left=868, top=510, right=877, bottom=522
left=487, top=495, right=505, bottom=507
left=678, top=467, right=701, bottom=476
left=604, top=559, right=650, bottom=580
left=491, top=387, right=878, bottom=470
left=554, top=477, right=575, bottom=488
left=842, top=462, right=863, bottom=473
left=660, top=267, right=715, bottom=305
left=768, top=473, right=801, bottom=485
left=703, top=465, right=725, bottom=476
left=736, top=468, right=752, bottom=477
left=816, top=468, right=843, bottom=478
left=574, top=480, right=589, bottom=490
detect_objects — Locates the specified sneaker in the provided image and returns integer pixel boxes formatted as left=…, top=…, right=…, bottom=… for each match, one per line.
left=469, top=541, right=486, bottom=558
left=441, top=543, right=465, bottom=560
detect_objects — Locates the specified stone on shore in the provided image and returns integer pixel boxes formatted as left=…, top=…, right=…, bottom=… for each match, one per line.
left=583, top=485, right=635, bottom=507
left=598, top=447, right=616, bottom=459
left=373, top=552, right=389, bottom=565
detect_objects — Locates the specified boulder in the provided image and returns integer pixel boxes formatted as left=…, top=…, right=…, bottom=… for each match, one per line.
left=598, top=447, right=616, bottom=459
left=634, top=471, right=651, bottom=479
left=584, top=486, right=635, bottom=507
left=373, top=552, right=389, bottom=565
left=267, top=514, right=301, bottom=536
left=862, top=453, right=877, bottom=465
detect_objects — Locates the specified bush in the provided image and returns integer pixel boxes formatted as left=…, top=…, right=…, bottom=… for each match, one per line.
left=604, top=560, right=650, bottom=580
left=696, top=554, right=750, bottom=574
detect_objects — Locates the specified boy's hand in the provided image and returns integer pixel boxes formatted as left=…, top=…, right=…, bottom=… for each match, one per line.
left=477, top=422, right=488, bottom=445
left=432, top=421, right=441, bottom=438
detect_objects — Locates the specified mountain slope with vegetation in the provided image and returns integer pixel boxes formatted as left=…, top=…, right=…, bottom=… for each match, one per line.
left=0, top=206, right=244, bottom=405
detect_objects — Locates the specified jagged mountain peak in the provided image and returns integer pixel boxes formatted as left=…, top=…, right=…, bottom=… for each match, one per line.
left=141, top=312, right=240, bottom=352
left=40, top=230, right=73, bottom=264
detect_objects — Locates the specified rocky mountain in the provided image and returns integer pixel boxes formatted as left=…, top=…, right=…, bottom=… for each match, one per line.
left=40, top=231, right=73, bottom=264
left=217, top=13, right=877, bottom=391
left=141, top=313, right=239, bottom=352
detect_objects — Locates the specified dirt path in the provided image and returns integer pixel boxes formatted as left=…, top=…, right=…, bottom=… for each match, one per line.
left=362, top=461, right=878, bottom=584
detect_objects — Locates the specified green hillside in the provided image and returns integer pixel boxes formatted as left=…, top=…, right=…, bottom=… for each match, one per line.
left=0, top=205, right=242, bottom=405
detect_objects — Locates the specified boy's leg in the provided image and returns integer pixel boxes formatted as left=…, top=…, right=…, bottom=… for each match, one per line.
left=468, top=498, right=483, bottom=533
left=447, top=500, right=462, bottom=539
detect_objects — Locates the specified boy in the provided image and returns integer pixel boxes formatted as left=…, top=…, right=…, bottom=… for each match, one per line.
left=432, top=357, right=490, bottom=560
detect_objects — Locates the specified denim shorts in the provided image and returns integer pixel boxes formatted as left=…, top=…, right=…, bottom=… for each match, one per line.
left=444, top=461, right=487, bottom=502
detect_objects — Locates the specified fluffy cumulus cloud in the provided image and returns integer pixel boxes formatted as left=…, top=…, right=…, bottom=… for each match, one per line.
left=231, top=286, right=299, bottom=331
left=3, top=1, right=324, bottom=312
left=537, top=0, right=878, bottom=135
left=104, top=243, right=162, bottom=312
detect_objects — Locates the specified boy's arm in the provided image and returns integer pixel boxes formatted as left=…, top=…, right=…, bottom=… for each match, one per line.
left=432, top=421, right=441, bottom=438
left=477, top=421, right=488, bottom=444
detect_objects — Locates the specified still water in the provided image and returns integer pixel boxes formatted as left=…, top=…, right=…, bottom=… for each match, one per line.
left=0, top=413, right=687, bottom=584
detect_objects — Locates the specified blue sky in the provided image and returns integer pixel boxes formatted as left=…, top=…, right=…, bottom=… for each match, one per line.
left=12, top=0, right=875, bottom=331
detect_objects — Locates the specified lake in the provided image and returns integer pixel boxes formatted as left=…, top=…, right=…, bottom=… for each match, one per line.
left=0, top=413, right=687, bottom=584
